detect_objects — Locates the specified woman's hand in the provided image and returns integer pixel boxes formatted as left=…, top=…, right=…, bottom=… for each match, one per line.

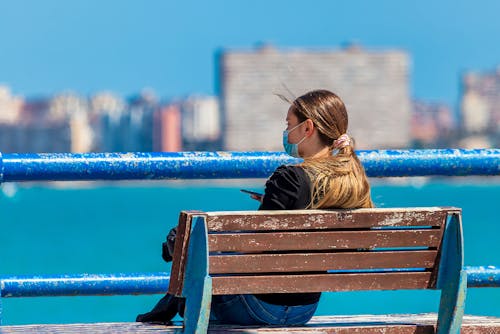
left=250, top=193, right=263, bottom=203
left=241, top=189, right=263, bottom=203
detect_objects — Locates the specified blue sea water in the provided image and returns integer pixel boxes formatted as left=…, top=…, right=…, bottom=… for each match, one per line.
left=1, top=180, right=499, bottom=325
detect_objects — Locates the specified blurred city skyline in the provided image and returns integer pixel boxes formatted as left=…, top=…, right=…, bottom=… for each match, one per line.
left=4, top=43, right=499, bottom=153
left=2, top=1, right=500, bottom=108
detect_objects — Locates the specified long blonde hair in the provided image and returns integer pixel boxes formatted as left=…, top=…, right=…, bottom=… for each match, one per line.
left=285, top=90, right=374, bottom=209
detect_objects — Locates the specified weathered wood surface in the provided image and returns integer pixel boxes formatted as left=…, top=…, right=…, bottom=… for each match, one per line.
left=168, top=208, right=465, bottom=333
left=209, top=250, right=438, bottom=274
left=168, top=211, right=191, bottom=296
left=208, top=229, right=442, bottom=252
left=169, top=208, right=457, bottom=296
left=169, top=211, right=207, bottom=296
left=211, top=272, right=434, bottom=294
left=1, top=314, right=499, bottom=333
left=206, top=208, right=450, bottom=231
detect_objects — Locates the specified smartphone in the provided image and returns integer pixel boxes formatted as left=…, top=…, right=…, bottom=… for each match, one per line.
left=240, top=189, right=263, bottom=197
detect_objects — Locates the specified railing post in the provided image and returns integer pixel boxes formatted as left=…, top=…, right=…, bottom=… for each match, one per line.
left=0, top=151, right=4, bottom=184
left=1, top=278, right=3, bottom=325
left=1, top=151, right=3, bottom=324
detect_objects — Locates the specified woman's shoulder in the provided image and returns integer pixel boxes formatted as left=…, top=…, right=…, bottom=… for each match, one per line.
left=260, top=164, right=311, bottom=210
left=269, top=164, right=310, bottom=185
left=272, top=164, right=307, bottom=177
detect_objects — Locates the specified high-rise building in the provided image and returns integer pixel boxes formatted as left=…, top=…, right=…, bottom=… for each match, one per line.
left=153, top=104, right=182, bottom=152
left=0, top=86, right=25, bottom=152
left=411, top=101, right=455, bottom=148
left=19, top=98, right=50, bottom=125
left=125, top=90, right=158, bottom=152
left=0, top=86, right=23, bottom=124
left=50, top=93, right=94, bottom=152
left=70, top=112, right=93, bottom=153
left=181, top=96, right=221, bottom=150
left=50, top=92, right=88, bottom=122
left=219, top=44, right=411, bottom=151
left=0, top=97, right=71, bottom=153
left=460, top=68, right=500, bottom=147
left=90, top=92, right=126, bottom=152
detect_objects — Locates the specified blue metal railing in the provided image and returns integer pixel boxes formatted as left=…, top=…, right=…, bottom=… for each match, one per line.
left=1, top=266, right=500, bottom=298
left=465, top=266, right=500, bottom=287
left=0, top=273, right=170, bottom=297
left=0, top=149, right=499, bottom=182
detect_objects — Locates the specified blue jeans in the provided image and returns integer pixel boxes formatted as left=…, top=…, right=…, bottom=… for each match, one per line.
left=210, top=294, right=318, bottom=326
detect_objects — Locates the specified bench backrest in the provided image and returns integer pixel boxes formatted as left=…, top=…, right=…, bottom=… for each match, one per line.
left=168, top=207, right=462, bottom=296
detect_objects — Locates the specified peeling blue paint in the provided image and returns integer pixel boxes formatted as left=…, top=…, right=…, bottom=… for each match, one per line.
left=0, top=149, right=499, bottom=182
left=465, top=266, right=500, bottom=287
left=0, top=273, right=170, bottom=297
left=361, top=149, right=500, bottom=177
left=0, top=152, right=4, bottom=183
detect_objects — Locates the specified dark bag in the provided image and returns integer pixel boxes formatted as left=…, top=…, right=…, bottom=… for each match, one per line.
left=162, top=227, right=177, bottom=263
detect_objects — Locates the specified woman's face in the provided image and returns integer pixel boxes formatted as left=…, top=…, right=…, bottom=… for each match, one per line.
left=285, top=107, right=306, bottom=144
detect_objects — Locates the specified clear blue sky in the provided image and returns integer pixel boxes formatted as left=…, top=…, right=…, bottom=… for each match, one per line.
left=1, top=0, right=500, bottom=107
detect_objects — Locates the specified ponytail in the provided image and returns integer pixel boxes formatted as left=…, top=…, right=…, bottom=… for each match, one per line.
left=301, top=138, right=374, bottom=209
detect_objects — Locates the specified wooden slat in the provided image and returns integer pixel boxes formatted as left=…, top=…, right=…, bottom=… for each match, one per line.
left=168, top=211, right=189, bottom=295
left=206, top=208, right=450, bottom=231
left=208, top=229, right=442, bottom=252
left=212, top=272, right=434, bottom=294
left=168, top=211, right=205, bottom=296
left=209, top=250, right=437, bottom=274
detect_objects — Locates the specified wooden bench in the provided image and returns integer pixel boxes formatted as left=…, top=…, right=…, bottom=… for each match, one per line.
left=168, top=207, right=466, bottom=334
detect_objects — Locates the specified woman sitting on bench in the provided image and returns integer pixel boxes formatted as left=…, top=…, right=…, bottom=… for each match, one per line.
left=137, top=89, right=374, bottom=326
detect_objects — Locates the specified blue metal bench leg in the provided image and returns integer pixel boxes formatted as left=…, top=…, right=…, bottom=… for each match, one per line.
left=437, top=270, right=467, bottom=334
left=182, top=215, right=212, bottom=334
left=436, top=213, right=466, bottom=334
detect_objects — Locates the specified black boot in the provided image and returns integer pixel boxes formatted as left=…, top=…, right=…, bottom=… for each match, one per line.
left=136, top=293, right=180, bottom=323
left=177, top=297, right=186, bottom=318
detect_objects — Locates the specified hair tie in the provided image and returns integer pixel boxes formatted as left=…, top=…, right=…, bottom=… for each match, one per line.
left=333, top=134, right=351, bottom=149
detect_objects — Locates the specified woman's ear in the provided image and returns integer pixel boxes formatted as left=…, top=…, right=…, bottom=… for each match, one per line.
left=304, top=119, right=315, bottom=136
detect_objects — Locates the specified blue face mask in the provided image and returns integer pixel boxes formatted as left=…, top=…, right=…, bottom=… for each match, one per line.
left=282, top=121, right=307, bottom=158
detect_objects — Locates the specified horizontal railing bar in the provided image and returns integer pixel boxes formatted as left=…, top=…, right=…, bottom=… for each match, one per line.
left=465, top=266, right=500, bottom=287
left=0, top=149, right=499, bottom=182
left=0, top=272, right=170, bottom=297
left=1, top=266, right=498, bottom=298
